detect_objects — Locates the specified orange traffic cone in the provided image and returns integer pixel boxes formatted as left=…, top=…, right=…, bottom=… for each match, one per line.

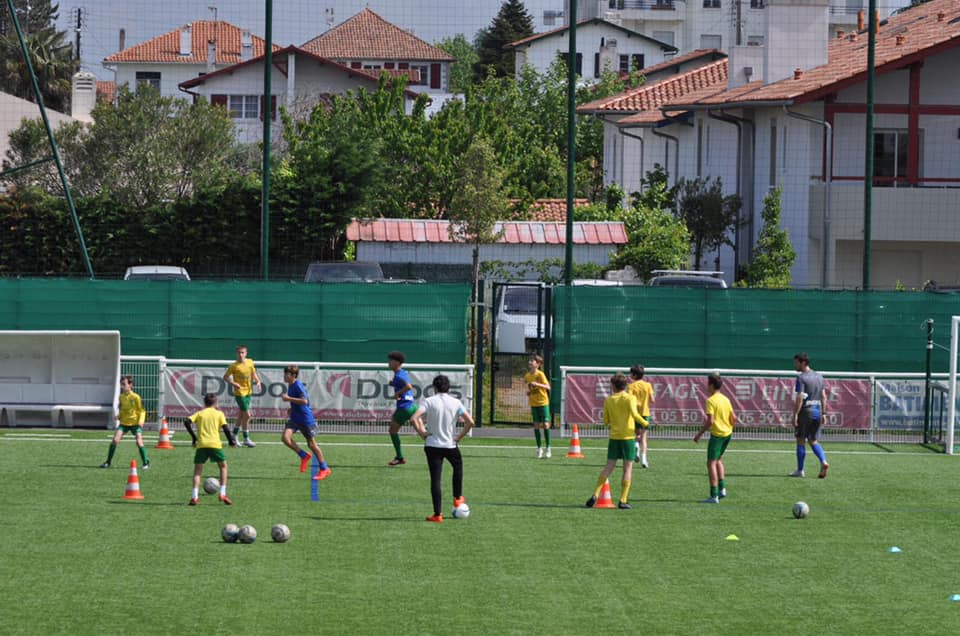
left=595, top=479, right=615, bottom=509
left=156, top=417, right=174, bottom=450
left=566, top=424, right=585, bottom=458
left=122, top=459, right=144, bottom=500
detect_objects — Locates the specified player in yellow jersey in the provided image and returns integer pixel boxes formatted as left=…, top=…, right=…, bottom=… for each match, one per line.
left=524, top=354, right=552, bottom=458
left=100, top=376, right=149, bottom=469
left=628, top=364, right=654, bottom=468
left=184, top=393, right=238, bottom=505
left=694, top=374, right=737, bottom=504
left=585, top=373, right=648, bottom=509
left=223, top=345, right=261, bottom=447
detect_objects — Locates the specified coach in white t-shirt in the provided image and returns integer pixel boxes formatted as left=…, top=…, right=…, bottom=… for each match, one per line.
left=411, top=374, right=475, bottom=523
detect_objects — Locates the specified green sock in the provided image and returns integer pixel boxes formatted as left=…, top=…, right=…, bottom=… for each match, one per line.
left=534, top=429, right=542, bottom=447
left=106, top=442, right=117, bottom=463
left=139, top=445, right=148, bottom=465
left=232, top=426, right=239, bottom=437
left=719, top=479, right=726, bottom=491
left=543, top=428, right=551, bottom=447
left=243, top=430, right=250, bottom=441
left=710, top=485, right=719, bottom=498
left=390, top=433, right=403, bottom=459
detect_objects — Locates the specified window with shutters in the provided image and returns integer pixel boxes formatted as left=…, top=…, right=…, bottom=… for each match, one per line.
left=228, top=95, right=259, bottom=119
left=410, top=64, right=429, bottom=85
left=135, top=72, right=161, bottom=92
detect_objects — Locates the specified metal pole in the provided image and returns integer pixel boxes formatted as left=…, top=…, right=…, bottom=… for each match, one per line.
left=947, top=316, right=958, bottom=455
left=261, top=0, right=273, bottom=280
left=924, top=318, right=933, bottom=444
left=564, top=0, right=577, bottom=286
left=474, top=282, right=485, bottom=428
left=6, top=0, right=94, bottom=279
left=862, top=1, right=877, bottom=290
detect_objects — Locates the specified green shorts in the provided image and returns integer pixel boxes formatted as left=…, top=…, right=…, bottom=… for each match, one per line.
left=392, top=404, right=419, bottom=424
left=530, top=405, right=550, bottom=424
left=707, top=434, right=731, bottom=461
left=607, top=439, right=637, bottom=462
left=234, top=395, right=252, bottom=412
left=193, top=448, right=227, bottom=464
left=119, top=425, right=142, bottom=435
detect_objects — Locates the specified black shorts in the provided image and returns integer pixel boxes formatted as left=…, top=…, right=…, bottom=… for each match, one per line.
left=796, top=410, right=822, bottom=441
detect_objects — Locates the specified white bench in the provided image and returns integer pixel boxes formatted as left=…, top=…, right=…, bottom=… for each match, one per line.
left=0, top=331, right=120, bottom=428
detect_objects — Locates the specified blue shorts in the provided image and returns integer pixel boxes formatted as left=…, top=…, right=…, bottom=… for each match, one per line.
left=285, top=421, right=317, bottom=439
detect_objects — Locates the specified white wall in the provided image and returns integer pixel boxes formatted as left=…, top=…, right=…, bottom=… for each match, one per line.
left=113, top=63, right=211, bottom=99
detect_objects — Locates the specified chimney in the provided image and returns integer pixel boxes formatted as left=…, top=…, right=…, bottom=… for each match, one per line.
left=793, top=68, right=803, bottom=80
left=179, top=25, right=191, bottom=56
left=937, top=12, right=945, bottom=22
left=848, top=32, right=857, bottom=42
left=896, top=34, right=905, bottom=46
left=764, top=0, right=829, bottom=84
left=857, top=10, right=865, bottom=32
left=240, top=29, right=253, bottom=62
left=836, top=30, right=844, bottom=39
left=119, top=28, right=126, bottom=52
left=71, top=72, right=97, bottom=123
left=207, top=39, right=216, bottom=71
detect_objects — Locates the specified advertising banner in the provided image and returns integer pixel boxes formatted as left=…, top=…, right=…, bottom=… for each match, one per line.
left=163, top=366, right=472, bottom=421
left=565, top=374, right=872, bottom=430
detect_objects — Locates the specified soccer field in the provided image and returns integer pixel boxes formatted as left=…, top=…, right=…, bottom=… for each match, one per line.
left=1, top=430, right=958, bottom=635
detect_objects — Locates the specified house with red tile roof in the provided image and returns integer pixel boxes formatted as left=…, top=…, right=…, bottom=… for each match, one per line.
left=584, top=0, right=960, bottom=290
left=301, top=8, right=454, bottom=95
left=507, top=17, right=677, bottom=81
left=346, top=218, right=628, bottom=277
left=102, top=21, right=276, bottom=101
left=179, top=45, right=421, bottom=144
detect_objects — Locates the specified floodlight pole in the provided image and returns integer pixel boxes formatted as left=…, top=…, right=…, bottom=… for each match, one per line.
left=6, top=0, right=94, bottom=279
left=261, top=0, right=273, bottom=280
left=564, top=0, right=577, bottom=286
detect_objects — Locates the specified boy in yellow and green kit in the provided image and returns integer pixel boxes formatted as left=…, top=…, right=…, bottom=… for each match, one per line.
left=223, top=345, right=261, bottom=447
left=693, top=374, right=737, bottom=504
left=524, top=354, right=552, bottom=458
left=100, top=375, right=149, bottom=469
left=585, top=373, right=648, bottom=509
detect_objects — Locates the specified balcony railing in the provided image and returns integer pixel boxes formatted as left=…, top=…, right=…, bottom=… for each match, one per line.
left=608, top=0, right=676, bottom=10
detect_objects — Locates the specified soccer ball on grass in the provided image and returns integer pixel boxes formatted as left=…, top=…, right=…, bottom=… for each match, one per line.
left=221, top=524, right=239, bottom=543
left=271, top=524, right=291, bottom=543
left=238, top=525, right=257, bottom=543
left=452, top=503, right=471, bottom=519
left=792, top=501, right=810, bottom=519
left=203, top=477, right=220, bottom=494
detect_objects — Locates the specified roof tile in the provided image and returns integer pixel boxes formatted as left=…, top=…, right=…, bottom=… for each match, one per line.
left=302, top=8, right=453, bottom=61
left=103, top=21, right=275, bottom=65
left=346, top=219, right=628, bottom=245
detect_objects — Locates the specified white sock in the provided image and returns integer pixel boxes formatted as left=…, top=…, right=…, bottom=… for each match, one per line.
left=192, top=487, right=199, bottom=499
left=220, top=485, right=226, bottom=496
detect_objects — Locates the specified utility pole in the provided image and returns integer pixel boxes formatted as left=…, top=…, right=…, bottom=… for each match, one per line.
left=73, top=7, right=84, bottom=62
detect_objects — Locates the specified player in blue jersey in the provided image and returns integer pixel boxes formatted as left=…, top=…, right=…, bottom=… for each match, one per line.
left=280, top=365, right=330, bottom=480
left=387, top=351, right=416, bottom=466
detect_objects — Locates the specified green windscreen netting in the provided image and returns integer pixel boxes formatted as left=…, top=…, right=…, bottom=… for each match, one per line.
left=0, top=279, right=470, bottom=363
left=551, top=286, right=960, bottom=373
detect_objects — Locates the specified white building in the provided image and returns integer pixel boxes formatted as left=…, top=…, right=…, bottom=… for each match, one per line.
left=508, top=17, right=678, bottom=79
left=572, top=1, right=910, bottom=54
left=102, top=21, right=274, bottom=101
left=589, top=0, right=960, bottom=289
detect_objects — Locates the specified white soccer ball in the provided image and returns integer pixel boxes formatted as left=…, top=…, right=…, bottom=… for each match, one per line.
left=271, top=524, right=291, bottom=543
left=221, top=523, right=239, bottom=543
left=203, top=477, right=220, bottom=494
left=238, top=524, right=257, bottom=543
left=792, top=501, right=810, bottom=519
left=452, top=503, right=471, bottom=519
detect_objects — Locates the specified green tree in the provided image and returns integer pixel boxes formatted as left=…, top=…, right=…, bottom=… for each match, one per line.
left=437, top=34, right=479, bottom=93
left=611, top=167, right=689, bottom=278
left=3, top=86, right=237, bottom=208
left=675, top=176, right=742, bottom=271
left=447, top=137, right=508, bottom=303
left=474, top=0, right=534, bottom=79
left=741, top=187, right=795, bottom=288
left=0, top=0, right=74, bottom=112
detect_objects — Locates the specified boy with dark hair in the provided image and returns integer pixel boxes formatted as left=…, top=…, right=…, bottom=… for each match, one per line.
left=411, top=374, right=475, bottom=523
left=184, top=393, right=237, bottom=505
left=386, top=351, right=416, bottom=466
left=100, top=375, right=149, bottom=469
left=223, top=345, right=261, bottom=447
left=280, top=365, right=330, bottom=481
left=694, top=374, right=736, bottom=504
left=586, top=373, right=648, bottom=509
left=524, top=354, right=552, bottom=458
left=791, top=352, right=829, bottom=478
